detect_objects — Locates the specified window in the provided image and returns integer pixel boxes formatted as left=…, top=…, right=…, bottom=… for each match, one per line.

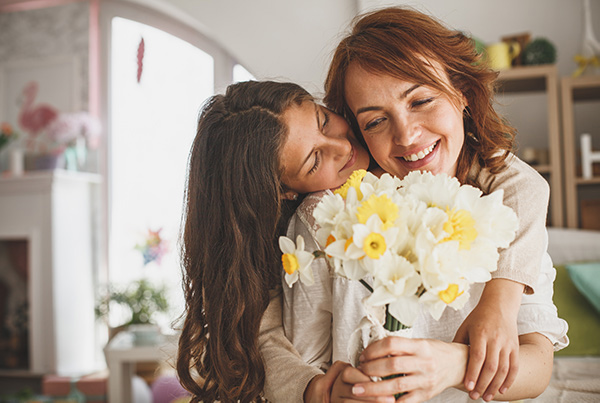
left=102, top=2, right=250, bottom=330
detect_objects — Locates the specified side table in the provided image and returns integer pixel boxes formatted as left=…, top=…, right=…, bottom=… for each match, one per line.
left=104, top=331, right=178, bottom=402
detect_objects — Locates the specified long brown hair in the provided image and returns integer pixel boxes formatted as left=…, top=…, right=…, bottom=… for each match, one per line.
left=324, top=6, right=515, bottom=185
left=177, top=81, right=311, bottom=402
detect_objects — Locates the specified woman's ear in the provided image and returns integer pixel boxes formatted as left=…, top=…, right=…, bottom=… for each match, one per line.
left=281, top=191, right=298, bottom=201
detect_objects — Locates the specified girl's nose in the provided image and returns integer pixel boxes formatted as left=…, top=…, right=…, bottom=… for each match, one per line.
left=326, top=134, right=351, bottom=159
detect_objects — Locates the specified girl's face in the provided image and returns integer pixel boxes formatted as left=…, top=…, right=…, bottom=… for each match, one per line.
left=280, top=101, right=370, bottom=196
left=344, top=62, right=465, bottom=179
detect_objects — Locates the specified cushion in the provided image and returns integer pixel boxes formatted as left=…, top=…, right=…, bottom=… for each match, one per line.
left=566, top=262, right=600, bottom=314
left=553, top=264, right=600, bottom=356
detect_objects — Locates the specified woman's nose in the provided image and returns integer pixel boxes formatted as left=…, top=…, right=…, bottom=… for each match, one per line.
left=391, top=116, right=420, bottom=147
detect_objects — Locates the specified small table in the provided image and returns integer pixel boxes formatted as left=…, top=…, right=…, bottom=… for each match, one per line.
left=104, top=330, right=178, bottom=402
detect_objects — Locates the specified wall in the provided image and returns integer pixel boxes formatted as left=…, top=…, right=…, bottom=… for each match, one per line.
left=0, top=2, right=90, bottom=110
left=134, top=0, right=359, bottom=96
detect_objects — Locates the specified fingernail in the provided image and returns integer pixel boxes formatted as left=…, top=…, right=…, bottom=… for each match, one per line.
left=352, top=385, right=365, bottom=395
left=466, top=381, right=475, bottom=391
left=470, top=392, right=480, bottom=400
left=484, top=394, right=493, bottom=401
left=500, top=386, right=508, bottom=394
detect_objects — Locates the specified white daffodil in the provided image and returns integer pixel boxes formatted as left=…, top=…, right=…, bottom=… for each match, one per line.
left=365, top=253, right=422, bottom=326
left=352, top=215, right=400, bottom=263
left=279, top=235, right=315, bottom=287
left=419, top=279, right=471, bottom=320
left=313, top=192, right=346, bottom=227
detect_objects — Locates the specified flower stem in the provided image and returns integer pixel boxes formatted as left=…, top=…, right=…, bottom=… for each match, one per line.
left=359, top=279, right=373, bottom=293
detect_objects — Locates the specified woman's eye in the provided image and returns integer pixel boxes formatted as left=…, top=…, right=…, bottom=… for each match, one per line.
left=308, top=152, right=320, bottom=175
left=364, top=117, right=385, bottom=131
left=412, top=97, right=434, bottom=108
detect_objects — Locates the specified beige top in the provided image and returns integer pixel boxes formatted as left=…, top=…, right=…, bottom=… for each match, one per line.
left=260, top=155, right=569, bottom=402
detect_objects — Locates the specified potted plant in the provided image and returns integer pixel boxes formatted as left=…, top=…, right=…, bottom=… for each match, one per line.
left=95, top=278, right=169, bottom=345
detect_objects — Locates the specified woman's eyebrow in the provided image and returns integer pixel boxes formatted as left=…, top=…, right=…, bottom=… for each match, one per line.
left=355, top=84, right=421, bottom=116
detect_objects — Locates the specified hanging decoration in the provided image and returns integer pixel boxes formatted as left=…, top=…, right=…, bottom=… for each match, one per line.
left=137, top=37, right=145, bottom=83
left=573, top=0, right=600, bottom=77
left=136, top=228, right=169, bottom=266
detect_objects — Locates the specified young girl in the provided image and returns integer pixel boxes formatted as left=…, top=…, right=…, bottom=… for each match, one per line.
left=270, top=6, right=568, bottom=403
left=176, top=80, right=370, bottom=402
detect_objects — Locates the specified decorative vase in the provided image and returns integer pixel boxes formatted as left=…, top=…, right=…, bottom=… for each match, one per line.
left=24, top=152, right=65, bottom=171
left=129, top=323, right=161, bottom=346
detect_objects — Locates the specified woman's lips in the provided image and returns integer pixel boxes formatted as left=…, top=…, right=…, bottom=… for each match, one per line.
left=396, top=141, right=438, bottom=168
left=341, top=144, right=357, bottom=172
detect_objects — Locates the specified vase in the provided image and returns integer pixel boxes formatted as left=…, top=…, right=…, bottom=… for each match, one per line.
left=129, top=323, right=161, bottom=346
left=24, top=152, right=65, bottom=171
left=9, top=148, right=24, bottom=176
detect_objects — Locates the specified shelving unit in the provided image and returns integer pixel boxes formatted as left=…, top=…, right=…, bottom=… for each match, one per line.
left=497, top=65, right=563, bottom=227
left=561, top=74, right=600, bottom=228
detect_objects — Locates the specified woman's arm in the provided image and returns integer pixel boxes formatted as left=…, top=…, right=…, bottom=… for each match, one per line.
left=351, top=332, right=553, bottom=402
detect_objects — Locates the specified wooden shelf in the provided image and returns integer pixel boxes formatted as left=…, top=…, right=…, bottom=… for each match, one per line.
left=575, top=176, right=600, bottom=185
left=561, top=75, right=600, bottom=228
left=533, top=164, right=552, bottom=174
left=496, top=65, right=563, bottom=227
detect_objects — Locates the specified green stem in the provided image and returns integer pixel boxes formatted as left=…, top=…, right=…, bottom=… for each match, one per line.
left=359, top=279, right=373, bottom=293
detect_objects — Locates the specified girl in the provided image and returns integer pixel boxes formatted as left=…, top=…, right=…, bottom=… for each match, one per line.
left=176, top=80, right=370, bottom=402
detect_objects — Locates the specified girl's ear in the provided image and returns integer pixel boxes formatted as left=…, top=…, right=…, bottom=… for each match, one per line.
left=281, top=191, right=298, bottom=201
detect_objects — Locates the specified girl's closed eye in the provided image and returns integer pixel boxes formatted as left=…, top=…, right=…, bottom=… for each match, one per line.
left=308, top=151, right=320, bottom=175
left=321, top=109, right=330, bottom=131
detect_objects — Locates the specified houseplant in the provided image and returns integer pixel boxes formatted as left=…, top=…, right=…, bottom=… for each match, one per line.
left=95, top=278, right=169, bottom=345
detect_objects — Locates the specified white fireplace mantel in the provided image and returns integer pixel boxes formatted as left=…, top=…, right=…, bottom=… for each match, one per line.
left=0, top=169, right=101, bottom=375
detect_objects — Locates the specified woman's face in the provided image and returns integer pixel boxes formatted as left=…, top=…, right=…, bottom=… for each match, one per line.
left=344, top=62, right=465, bottom=179
left=280, top=101, right=370, bottom=195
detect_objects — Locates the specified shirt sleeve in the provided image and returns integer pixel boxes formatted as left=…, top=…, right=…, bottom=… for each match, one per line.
left=260, top=289, right=323, bottom=403
left=476, top=156, right=549, bottom=293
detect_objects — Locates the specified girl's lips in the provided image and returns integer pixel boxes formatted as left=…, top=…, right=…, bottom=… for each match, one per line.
left=341, top=144, right=357, bottom=172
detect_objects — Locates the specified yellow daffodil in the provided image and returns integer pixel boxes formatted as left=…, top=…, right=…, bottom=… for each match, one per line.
left=356, top=193, right=398, bottom=230
left=334, top=169, right=367, bottom=200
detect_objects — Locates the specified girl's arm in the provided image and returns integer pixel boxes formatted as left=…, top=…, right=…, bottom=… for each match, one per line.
left=458, top=156, right=552, bottom=398
left=260, top=291, right=323, bottom=402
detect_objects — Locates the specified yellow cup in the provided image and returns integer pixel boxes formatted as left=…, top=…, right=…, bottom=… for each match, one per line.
left=486, top=41, right=521, bottom=70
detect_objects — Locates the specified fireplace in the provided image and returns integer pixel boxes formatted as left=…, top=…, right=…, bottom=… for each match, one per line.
left=0, top=240, right=29, bottom=370
left=0, top=170, right=101, bottom=376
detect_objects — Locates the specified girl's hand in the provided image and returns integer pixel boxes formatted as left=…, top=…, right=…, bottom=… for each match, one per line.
left=305, top=361, right=394, bottom=403
left=352, top=337, right=469, bottom=403
left=454, top=279, right=523, bottom=401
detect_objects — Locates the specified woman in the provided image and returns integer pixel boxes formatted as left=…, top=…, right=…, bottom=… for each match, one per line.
left=273, top=6, right=567, bottom=403
left=176, top=80, right=370, bottom=402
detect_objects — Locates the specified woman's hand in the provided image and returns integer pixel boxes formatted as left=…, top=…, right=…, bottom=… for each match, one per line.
left=454, top=279, right=523, bottom=401
left=351, top=337, right=469, bottom=403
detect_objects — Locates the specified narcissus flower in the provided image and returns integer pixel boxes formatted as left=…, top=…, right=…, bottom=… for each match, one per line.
left=279, top=235, right=315, bottom=287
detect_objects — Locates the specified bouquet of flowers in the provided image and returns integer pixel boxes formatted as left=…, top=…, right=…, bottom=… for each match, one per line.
left=0, top=122, right=18, bottom=151
left=279, top=169, right=519, bottom=360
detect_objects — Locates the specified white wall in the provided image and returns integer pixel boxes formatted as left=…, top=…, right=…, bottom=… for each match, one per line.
left=359, top=0, right=599, bottom=80
left=132, top=0, right=359, bottom=96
